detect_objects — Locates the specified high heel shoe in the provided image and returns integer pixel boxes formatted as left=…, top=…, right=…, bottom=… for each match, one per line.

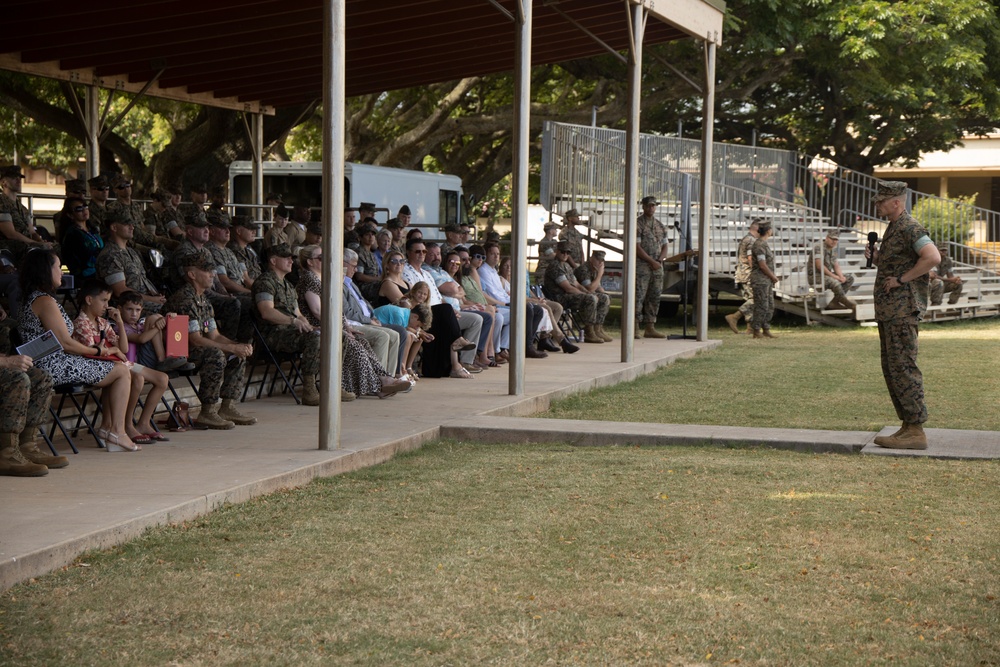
left=101, top=430, right=139, bottom=452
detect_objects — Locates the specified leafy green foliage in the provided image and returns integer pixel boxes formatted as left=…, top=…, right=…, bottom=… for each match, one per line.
left=912, top=193, right=979, bottom=244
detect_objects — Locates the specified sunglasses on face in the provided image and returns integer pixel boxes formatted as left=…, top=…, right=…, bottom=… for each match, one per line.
left=472, top=254, right=486, bottom=260
left=389, top=258, right=406, bottom=265
left=116, top=183, right=132, bottom=189
left=73, top=205, right=89, bottom=212
left=411, top=249, right=426, bottom=255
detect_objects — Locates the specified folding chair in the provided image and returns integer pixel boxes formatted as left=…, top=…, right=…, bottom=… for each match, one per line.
left=241, top=321, right=303, bottom=404
left=538, top=285, right=584, bottom=343
left=48, top=383, right=105, bottom=451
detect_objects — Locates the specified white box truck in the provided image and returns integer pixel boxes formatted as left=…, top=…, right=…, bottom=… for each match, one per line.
left=228, top=161, right=464, bottom=237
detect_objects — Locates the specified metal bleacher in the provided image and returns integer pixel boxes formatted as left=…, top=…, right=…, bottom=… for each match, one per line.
left=539, top=121, right=1000, bottom=325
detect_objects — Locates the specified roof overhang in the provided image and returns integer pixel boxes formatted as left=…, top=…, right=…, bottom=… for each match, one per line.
left=2, top=0, right=724, bottom=112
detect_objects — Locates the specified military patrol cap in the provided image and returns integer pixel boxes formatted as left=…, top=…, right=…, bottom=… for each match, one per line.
left=873, top=181, right=907, bottom=203
left=266, top=192, right=283, bottom=202
left=184, top=248, right=216, bottom=272
left=65, top=179, right=87, bottom=196
left=150, top=188, right=171, bottom=203
left=231, top=215, right=257, bottom=230
left=398, top=204, right=411, bottom=216
left=556, top=241, right=571, bottom=253
left=110, top=173, right=132, bottom=189
left=359, top=201, right=376, bottom=212
left=211, top=185, right=227, bottom=197
left=825, top=229, right=840, bottom=240
left=268, top=243, right=294, bottom=259
left=306, top=221, right=324, bottom=236
left=166, top=183, right=184, bottom=196
left=205, top=209, right=230, bottom=228
left=358, top=222, right=378, bottom=236
left=185, top=212, right=209, bottom=228
left=106, top=208, right=134, bottom=226
left=591, top=250, right=606, bottom=260
left=640, top=196, right=659, bottom=206
left=386, top=218, right=404, bottom=230
left=88, top=174, right=111, bottom=189
left=190, top=182, right=209, bottom=194
left=543, top=221, right=559, bottom=232
left=563, top=208, right=581, bottom=217
left=0, top=165, right=26, bottom=179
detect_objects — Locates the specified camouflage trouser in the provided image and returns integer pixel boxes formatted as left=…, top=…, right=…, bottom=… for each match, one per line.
left=878, top=316, right=927, bottom=425
left=262, top=325, right=321, bottom=376
left=750, top=280, right=774, bottom=331
left=555, top=292, right=609, bottom=326
left=0, top=366, right=54, bottom=434
left=189, top=345, right=247, bottom=403
left=635, top=263, right=663, bottom=325
left=208, top=292, right=254, bottom=343
left=929, top=278, right=963, bottom=306
left=737, top=282, right=754, bottom=321
left=824, top=274, right=855, bottom=300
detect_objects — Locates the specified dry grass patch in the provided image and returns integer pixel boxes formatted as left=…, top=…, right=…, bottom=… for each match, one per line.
left=3, top=442, right=999, bottom=666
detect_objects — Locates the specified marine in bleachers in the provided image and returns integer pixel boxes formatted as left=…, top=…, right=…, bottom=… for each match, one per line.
left=107, top=173, right=158, bottom=253
left=0, top=165, right=52, bottom=260
left=96, top=208, right=167, bottom=313
left=929, top=244, right=964, bottom=306
left=226, top=215, right=262, bottom=287
left=809, top=229, right=857, bottom=313
left=177, top=182, right=208, bottom=222
left=87, top=174, right=112, bottom=230
left=543, top=241, right=608, bottom=345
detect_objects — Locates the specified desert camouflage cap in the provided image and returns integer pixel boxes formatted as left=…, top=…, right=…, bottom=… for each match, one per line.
left=873, top=181, right=908, bottom=203
left=206, top=209, right=230, bottom=228
left=231, top=215, right=257, bottom=230
left=826, top=228, right=840, bottom=239
left=640, top=196, right=659, bottom=206
left=268, top=243, right=294, bottom=259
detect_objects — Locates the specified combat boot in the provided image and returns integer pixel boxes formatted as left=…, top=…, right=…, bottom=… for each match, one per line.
left=301, top=374, right=320, bottom=406
left=877, top=423, right=928, bottom=450
left=762, top=329, right=778, bottom=339
left=724, top=311, right=741, bottom=334
left=1, top=433, right=48, bottom=477
left=341, top=389, right=356, bottom=402
left=19, top=429, right=69, bottom=468
left=583, top=325, right=604, bottom=344
left=195, top=402, right=235, bottom=430
left=218, top=399, right=258, bottom=425
left=644, top=323, right=666, bottom=339
left=873, top=422, right=907, bottom=447
left=597, top=324, right=614, bottom=342
left=752, top=329, right=764, bottom=339
left=634, top=323, right=642, bottom=340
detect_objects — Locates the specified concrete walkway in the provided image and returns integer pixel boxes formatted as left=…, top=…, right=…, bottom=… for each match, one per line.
left=3, top=335, right=998, bottom=591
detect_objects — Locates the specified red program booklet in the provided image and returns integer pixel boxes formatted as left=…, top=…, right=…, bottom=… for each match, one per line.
left=165, top=315, right=189, bottom=358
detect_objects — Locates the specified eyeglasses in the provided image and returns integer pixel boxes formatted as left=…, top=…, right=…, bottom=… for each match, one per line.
left=472, top=253, right=486, bottom=260
left=73, top=205, right=89, bottom=212
left=411, top=249, right=426, bottom=254
left=389, top=258, right=406, bottom=265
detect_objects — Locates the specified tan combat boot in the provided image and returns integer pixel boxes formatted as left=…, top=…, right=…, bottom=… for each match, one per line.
left=195, top=402, right=236, bottom=430
left=878, top=423, right=928, bottom=450
left=634, top=322, right=642, bottom=340
left=724, top=311, right=741, bottom=334
left=752, top=329, right=764, bottom=339
left=873, top=422, right=907, bottom=447
left=19, top=428, right=69, bottom=468
left=1, top=432, right=49, bottom=477
left=341, top=389, right=356, bottom=402
left=762, top=329, right=778, bottom=339
left=218, top=398, right=258, bottom=425
left=596, top=324, right=614, bottom=342
left=583, top=325, right=604, bottom=344
left=644, top=323, right=666, bottom=339
left=301, top=374, right=320, bottom=406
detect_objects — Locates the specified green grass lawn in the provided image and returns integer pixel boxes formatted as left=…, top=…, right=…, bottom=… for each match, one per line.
left=548, top=314, right=1000, bottom=432
left=3, top=441, right=999, bottom=666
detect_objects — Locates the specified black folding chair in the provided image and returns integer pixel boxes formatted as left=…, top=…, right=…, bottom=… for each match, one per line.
left=241, top=321, right=303, bottom=404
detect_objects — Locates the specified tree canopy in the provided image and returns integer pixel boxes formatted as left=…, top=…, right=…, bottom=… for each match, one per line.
left=2, top=0, right=999, bottom=206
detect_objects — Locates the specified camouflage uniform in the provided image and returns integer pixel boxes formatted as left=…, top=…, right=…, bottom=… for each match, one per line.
left=559, top=225, right=585, bottom=266
left=534, top=237, right=559, bottom=285
left=635, top=213, right=667, bottom=325
left=929, top=255, right=963, bottom=306
left=164, top=284, right=246, bottom=403
left=354, top=245, right=380, bottom=300
left=808, top=242, right=855, bottom=300
left=229, top=242, right=262, bottom=283
left=252, top=270, right=321, bottom=376
left=87, top=201, right=109, bottom=233
left=0, top=366, right=54, bottom=435
left=108, top=199, right=157, bottom=250
left=735, top=233, right=755, bottom=322
left=874, top=211, right=932, bottom=425
left=0, top=192, right=36, bottom=260
left=95, top=242, right=163, bottom=312
left=749, top=237, right=775, bottom=331
left=144, top=205, right=182, bottom=241
left=574, top=261, right=602, bottom=290
left=171, top=239, right=248, bottom=341
left=543, top=259, right=608, bottom=325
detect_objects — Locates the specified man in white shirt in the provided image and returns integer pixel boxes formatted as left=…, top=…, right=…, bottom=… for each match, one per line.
left=402, top=238, right=484, bottom=368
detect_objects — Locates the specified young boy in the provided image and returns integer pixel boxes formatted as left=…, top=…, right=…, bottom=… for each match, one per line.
left=118, top=291, right=193, bottom=373
left=71, top=281, right=171, bottom=444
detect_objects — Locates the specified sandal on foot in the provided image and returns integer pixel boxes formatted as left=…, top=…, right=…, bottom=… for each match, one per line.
left=449, top=367, right=474, bottom=379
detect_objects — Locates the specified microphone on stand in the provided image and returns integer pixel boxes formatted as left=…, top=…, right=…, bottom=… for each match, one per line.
left=866, top=231, right=879, bottom=269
